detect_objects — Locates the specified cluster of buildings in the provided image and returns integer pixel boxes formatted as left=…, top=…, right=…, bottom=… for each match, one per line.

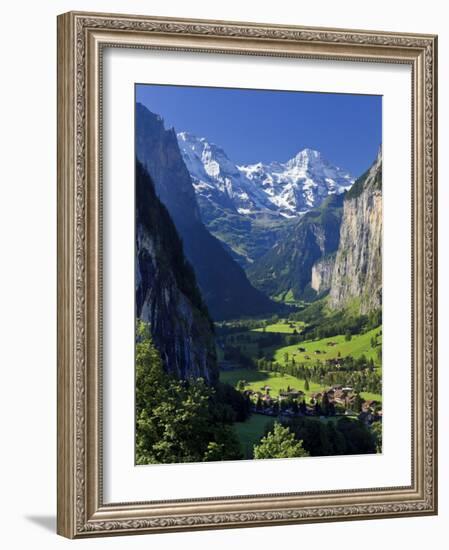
left=241, top=384, right=382, bottom=425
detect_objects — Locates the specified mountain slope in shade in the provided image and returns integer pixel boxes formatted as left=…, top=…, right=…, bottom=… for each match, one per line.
left=136, top=160, right=217, bottom=383
left=136, top=103, right=280, bottom=320
left=329, top=148, right=382, bottom=314
left=246, top=193, right=345, bottom=302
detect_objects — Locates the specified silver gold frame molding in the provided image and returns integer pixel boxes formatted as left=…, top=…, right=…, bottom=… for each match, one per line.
left=57, top=11, right=438, bottom=538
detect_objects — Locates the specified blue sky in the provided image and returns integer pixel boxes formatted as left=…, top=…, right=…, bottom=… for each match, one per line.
left=136, top=84, right=381, bottom=177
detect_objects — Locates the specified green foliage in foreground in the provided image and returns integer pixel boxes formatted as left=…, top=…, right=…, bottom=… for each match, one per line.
left=136, top=321, right=242, bottom=464
left=253, top=423, right=310, bottom=459
left=284, top=416, right=377, bottom=456
left=370, top=421, right=383, bottom=453
left=234, top=413, right=378, bottom=459
left=234, top=414, right=275, bottom=458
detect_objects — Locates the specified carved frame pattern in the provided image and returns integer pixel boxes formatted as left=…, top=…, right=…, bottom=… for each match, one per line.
left=57, top=11, right=437, bottom=538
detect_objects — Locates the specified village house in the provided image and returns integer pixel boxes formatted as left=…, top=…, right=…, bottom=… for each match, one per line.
left=279, top=389, right=304, bottom=399
left=362, top=399, right=379, bottom=412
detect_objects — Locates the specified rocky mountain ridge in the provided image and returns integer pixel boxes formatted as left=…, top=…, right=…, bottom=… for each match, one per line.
left=136, top=103, right=279, bottom=320
left=178, top=131, right=354, bottom=219
left=246, top=194, right=345, bottom=303
left=328, top=149, right=382, bottom=314
left=311, top=253, right=336, bottom=295
left=136, top=160, right=218, bottom=382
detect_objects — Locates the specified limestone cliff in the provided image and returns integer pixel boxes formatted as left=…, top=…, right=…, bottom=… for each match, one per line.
left=136, top=160, right=218, bottom=383
left=329, top=149, right=382, bottom=314
left=311, top=253, right=336, bottom=294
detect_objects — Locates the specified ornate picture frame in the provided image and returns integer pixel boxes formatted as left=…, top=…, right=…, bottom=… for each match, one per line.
left=57, top=11, right=438, bottom=538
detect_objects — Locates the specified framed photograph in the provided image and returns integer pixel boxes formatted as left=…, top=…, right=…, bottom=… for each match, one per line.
left=57, top=11, right=438, bottom=538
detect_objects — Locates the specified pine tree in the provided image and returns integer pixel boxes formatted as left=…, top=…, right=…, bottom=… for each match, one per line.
left=135, top=321, right=241, bottom=464
left=253, top=423, right=309, bottom=459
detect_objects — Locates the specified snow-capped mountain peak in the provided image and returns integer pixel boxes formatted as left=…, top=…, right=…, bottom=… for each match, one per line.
left=291, top=147, right=321, bottom=159
left=177, top=133, right=354, bottom=218
left=178, top=132, right=273, bottom=216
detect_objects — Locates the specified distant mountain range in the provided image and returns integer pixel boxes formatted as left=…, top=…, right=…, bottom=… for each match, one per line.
left=177, top=129, right=382, bottom=310
left=178, top=132, right=354, bottom=219
left=177, top=132, right=355, bottom=278
left=244, top=150, right=382, bottom=309
left=136, top=102, right=381, bottom=328
left=136, top=103, right=280, bottom=321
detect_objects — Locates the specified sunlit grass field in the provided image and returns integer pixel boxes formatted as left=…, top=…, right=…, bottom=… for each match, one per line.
left=272, top=327, right=381, bottom=369
left=220, top=320, right=382, bottom=405
left=225, top=325, right=381, bottom=371
left=252, top=321, right=306, bottom=334
left=220, top=368, right=323, bottom=398
left=360, top=391, right=383, bottom=401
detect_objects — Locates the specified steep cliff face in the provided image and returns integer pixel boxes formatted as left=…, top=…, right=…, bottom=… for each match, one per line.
left=311, top=254, right=336, bottom=294
left=136, top=104, right=202, bottom=226
left=136, top=161, right=218, bottom=383
left=136, top=103, right=279, bottom=320
left=329, top=150, right=382, bottom=314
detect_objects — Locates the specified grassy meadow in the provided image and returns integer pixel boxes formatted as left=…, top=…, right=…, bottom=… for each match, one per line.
left=273, top=327, right=382, bottom=370
left=252, top=321, right=305, bottom=334
left=220, top=368, right=323, bottom=398
left=219, top=317, right=382, bottom=400
left=233, top=414, right=275, bottom=458
left=218, top=314, right=382, bottom=457
left=225, top=322, right=382, bottom=370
